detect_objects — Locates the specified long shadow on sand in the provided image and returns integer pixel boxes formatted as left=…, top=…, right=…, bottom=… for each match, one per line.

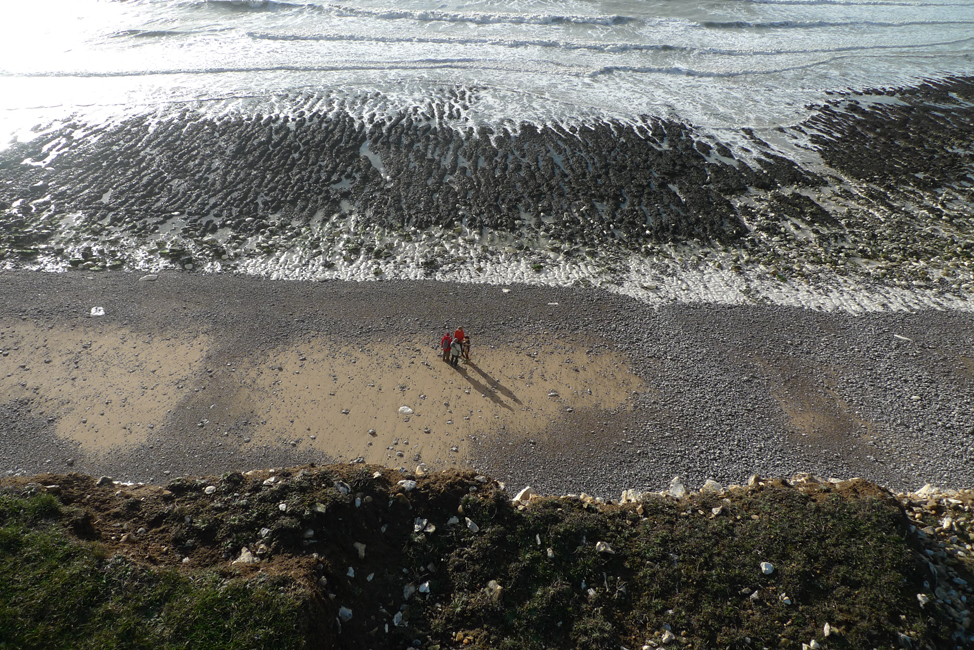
left=453, top=362, right=517, bottom=411
left=466, top=362, right=522, bottom=405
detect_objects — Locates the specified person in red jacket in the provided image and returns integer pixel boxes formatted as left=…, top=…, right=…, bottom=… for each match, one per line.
left=453, top=327, right=465, bottom=346
left=440, top=332, right=452, bottom=363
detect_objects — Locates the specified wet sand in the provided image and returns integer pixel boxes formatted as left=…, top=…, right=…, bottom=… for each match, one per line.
left=0, top=323, right=640, bottom=469
left=0, top=270, right=646, bottom=486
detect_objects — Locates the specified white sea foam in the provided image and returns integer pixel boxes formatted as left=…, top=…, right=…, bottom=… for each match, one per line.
left=10, top=210, right=972, bottom=314
left=1, top=0, right=972, bottom=143
left=1, top=0, right=972, bottom=314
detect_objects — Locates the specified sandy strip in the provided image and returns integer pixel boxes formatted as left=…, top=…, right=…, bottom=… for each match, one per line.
left=0, top=274, right=643, bottom=479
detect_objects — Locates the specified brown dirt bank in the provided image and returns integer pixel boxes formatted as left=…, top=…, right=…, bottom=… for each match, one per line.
left=1, top=466, right=971, bottom=649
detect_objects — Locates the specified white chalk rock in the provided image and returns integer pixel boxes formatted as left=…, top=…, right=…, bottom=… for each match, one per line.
left=668, top=476, right=687, bottom=499
left=596, top=541, right=616, bottom=555
left=232, top=547, right=258, bottom=565
left=700, top=479, right=723, bottom=493
left=513, top=486, right=537, bottom=503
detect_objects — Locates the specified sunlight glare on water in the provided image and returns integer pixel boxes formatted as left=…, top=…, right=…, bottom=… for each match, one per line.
left=0, top=0, right=972, bottom=146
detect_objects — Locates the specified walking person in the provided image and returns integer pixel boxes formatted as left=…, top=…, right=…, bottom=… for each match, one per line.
left=462, top=333, right=471, bottom=363
left=440, top=332, right=452, bottom=363
left=450, top=335, right=462, bottom=368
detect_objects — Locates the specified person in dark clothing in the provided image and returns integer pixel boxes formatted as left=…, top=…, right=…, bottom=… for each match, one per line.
left=440, top=333, right=452, bottom=363
left=450, top=336, right=462, bottom=368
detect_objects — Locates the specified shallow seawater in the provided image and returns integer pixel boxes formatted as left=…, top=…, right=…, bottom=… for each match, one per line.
left=1, top=0, right=972, bottom=140
left=1, top=0, right=973, bottom=312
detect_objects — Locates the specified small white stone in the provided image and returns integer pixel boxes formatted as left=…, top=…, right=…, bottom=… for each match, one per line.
left=398, top=479, right=417, bottom=491
left=485, top=580, right=503, bottom=601
left=761, top=562, right=774, bottom=575
left=338, top=606, right=353, bottom=622
left=278, top=503, right=287, bottom=512
left=398, top=406, right=414, bottom=415
left=513, top=486, right=537, bottom=503
left=232, top=547, right=258, bottom=565
left=465, top=517, right=480, bottom=533
left=700, top=479, right=722, bottom=493
left=596, top=541, right=616, bottom=554
left=668, top=476, right=687, bottom=499
left=353, top=542, right=366, bottom=559
left=204, top=485, right=217, bottom=495
left=90, top=307, right=105, bottom=317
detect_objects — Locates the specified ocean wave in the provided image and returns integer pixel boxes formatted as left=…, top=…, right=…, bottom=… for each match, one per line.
left=246, top=31, right=974, bottom=58
left=589, top=58, right=844, bottom=79
left=247, top=31, right=686, bottom=54
left=198, top=0, right=320, bottom=11
left=325, top=5, right=637, bottom=27
left=701, top=19, right=974, bottom=29
left=110, top=29, right=202, bottom=39
left=0, top=59, right=583, bottom=79
left=735, top=0, right=963, bottom=6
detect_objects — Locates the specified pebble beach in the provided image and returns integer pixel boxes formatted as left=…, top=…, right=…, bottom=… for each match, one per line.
left=2, top=270, right=972, bottom=499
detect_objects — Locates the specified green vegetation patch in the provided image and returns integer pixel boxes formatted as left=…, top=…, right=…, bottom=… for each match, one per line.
left=0, top=471, right=966, bottom=650
left=0, top=491, right=310, bottom=650
left=405, top=482, right=955, bottom=650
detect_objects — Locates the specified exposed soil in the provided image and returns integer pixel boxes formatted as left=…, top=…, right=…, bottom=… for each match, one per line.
left=2, top=466, right=971, bottom=649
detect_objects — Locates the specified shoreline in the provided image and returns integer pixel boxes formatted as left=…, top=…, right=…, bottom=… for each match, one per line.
left=2, top=77, right=973, bottom=315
